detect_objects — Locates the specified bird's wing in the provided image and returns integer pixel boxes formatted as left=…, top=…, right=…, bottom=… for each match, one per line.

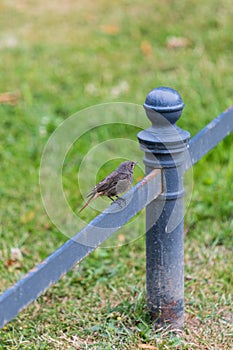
left=86, top=175, right=115, bottom=197
left=86, top=170, right=129, bottom=197
left=94, top=170, right=120, bottom=192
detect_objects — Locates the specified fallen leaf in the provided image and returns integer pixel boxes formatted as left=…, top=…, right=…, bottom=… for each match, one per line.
left=138, top=344, right=158, bottom=350
left=20, top=210, right=35, bottom=224
left=43, top=222, right=53, bottom=230
left=4, top=259, right=15, bottom=267
left=4, top=259, right=22, bottom=269
left=166, top=36, right=190, bottom=49
left=118, top=234, right=125, bottom=242
left=185, top=275, right=194, bottom=281
left=0, top=91, right=20, bottom=105
left=100, top=24, right=120, bottom=35
left=11, top=247, right=23, bottom=261
left=141, top=40, right=152, bottom=56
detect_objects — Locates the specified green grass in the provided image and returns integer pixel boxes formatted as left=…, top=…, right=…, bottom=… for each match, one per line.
left=0, top=0, right=233, bottom=348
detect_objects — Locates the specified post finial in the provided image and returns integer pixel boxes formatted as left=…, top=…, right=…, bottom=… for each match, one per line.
left=138, top=86, right=189, bottom=150
left=144, top=86, right=184, bottom=125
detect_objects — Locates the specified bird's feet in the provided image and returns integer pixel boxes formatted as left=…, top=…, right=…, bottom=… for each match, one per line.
left=112, top=196, right=126, bottom=208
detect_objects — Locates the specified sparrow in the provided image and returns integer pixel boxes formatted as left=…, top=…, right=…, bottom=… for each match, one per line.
left=79, top=160, right=136, bottom=212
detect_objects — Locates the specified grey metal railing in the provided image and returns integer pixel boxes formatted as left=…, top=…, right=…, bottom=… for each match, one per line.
left=0, top=87, right=232, bottom=330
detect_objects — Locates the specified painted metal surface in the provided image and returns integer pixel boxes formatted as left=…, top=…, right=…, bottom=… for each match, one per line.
left=138, top=88, right=233, bottom=329
left=187, top=105, right=233, bottom=169
left=138, top=87, right=190, bottom=329
left=0, top=169, right=162, bottom=328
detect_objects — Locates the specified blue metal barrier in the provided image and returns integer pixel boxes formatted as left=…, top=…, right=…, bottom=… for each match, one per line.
left=0, top=87, right=232, bottom=330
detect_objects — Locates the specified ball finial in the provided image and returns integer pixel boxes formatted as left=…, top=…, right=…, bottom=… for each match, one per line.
left=144, top=86, right=184, bottom=124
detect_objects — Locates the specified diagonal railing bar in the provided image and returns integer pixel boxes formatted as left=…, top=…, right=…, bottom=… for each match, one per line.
left=1, top=87, right=233, bottom=331
left=186, top=105, right=233, bottom=170
left=0, top=169, right=162, bottom=329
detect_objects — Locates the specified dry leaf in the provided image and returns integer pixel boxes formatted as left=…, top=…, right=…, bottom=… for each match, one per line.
left=10, top=247, right=23, bottom=261
left=166, top=36, right=190, bottom=49
left=4, top=259, right=16, bottom=267
left=4, top=248, right=23, bottom=268
left=138, top=344, right=158, bottom=350
left=0, top=91, right=20, bottom=105
left=141, top=40, right=152, bottom=56
left=43, top=222, right=53, bottom=230
left=4, top=259, right=23, bottom=270
left=100, top=24, right=120, bottom=35
left=118, top=234, right=125, bottom=242
left=20, top=210, right=35, bottom=224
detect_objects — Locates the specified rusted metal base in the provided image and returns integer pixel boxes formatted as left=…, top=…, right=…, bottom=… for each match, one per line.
left=149, top=299, right=184, bottom=330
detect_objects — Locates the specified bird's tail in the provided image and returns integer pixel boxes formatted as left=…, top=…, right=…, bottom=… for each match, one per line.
left=78, top=192, right=100, bottom=213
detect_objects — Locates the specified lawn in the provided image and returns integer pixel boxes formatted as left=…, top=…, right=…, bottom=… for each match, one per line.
left=0, top=0, right=232, bottom=349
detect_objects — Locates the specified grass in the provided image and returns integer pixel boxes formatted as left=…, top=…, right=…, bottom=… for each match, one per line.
left=0, top=0, right=233, bottom=348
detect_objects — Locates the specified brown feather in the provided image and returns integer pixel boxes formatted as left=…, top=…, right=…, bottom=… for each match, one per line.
left=78, top=192, right=103, bottom=213
left=78, top=161, right=136, bottom=212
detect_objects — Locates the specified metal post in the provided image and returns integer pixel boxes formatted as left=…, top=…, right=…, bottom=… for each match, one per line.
left=137, top=87, right=190, bottom=329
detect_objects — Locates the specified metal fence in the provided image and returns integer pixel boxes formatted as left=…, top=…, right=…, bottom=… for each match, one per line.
left=0, top=87, right=232, bottom=329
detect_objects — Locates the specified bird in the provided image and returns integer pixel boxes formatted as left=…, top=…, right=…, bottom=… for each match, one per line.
left=79, top=160, right=137, bottom=212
